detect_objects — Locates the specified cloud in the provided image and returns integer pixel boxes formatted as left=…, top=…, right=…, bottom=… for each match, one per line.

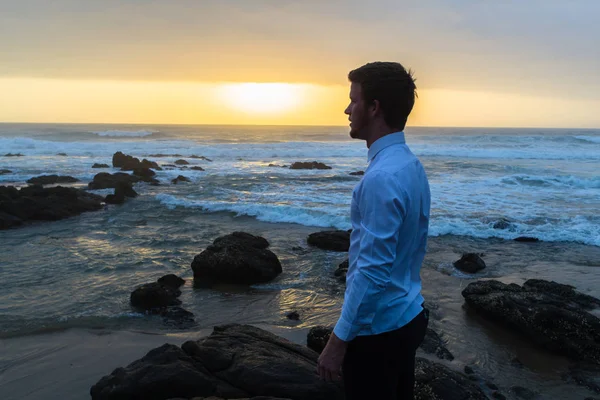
left=1, top=0, right=599, bottom=100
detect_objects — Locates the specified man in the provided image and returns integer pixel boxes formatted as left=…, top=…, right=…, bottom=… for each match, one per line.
left=317, top=62, right=431, bottom=400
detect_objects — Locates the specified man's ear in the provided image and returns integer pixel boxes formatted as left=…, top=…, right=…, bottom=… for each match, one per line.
left=370, top=99, right=381, bottom=117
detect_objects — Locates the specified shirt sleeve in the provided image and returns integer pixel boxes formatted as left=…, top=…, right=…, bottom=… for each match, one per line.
left=333, top=170, right=407, bottom=342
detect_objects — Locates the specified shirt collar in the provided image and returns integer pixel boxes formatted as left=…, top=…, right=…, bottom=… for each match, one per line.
left=367, top=131, right=405, bottom=162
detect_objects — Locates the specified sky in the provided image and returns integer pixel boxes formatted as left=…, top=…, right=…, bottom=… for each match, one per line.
left=1, top=0, right=599, bottom=127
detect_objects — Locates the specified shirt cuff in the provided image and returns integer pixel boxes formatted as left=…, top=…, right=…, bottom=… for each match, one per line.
left=333, top=317, right=357, bottom=342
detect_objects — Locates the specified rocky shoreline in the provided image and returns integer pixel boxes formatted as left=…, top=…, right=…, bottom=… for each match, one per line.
left=93, top=230, right=600, bottom=400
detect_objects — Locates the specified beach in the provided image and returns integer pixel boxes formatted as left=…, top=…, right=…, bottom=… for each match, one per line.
left=1, top=123, right=599, bottom=399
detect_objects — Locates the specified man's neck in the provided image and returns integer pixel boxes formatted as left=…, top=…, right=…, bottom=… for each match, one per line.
left=366, top=125, right=398, bottom=148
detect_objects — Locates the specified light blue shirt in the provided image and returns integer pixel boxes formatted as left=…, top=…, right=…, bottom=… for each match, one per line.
left=334, top=131, right=431, bottom=342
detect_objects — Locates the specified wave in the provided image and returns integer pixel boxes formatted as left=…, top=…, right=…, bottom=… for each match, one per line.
left=574, top=135, right=600, bottom=144
left=499, top=174, right=600, bottom=189
left=155, top=194, right=351, bottom=230
left=90, top=129, right=157, bottom=137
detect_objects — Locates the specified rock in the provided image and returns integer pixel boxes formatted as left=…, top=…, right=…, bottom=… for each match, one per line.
left=486, top=382, right=499, bottom=390
left=420, top=328, right=455, bottom=361
left=415, top=357, right=487, bottom=399
left=4, top=153, right=24, bottom=157
left=462, top=279, right=600, bottom=364
left=0, top=185, right=103, bottom=229
left=286, top=311, right=300, bottom=321
left=88, top=172, right=140, bottom=190
left=464, top=366, right=475, bottom=375
left=0, top=169, right=12, bottom=175
left=565, top=365, right=600, bottom=394
left=514, top=236, right=540, bottom=242
left=112, top=151, right=161, bottom=171
left=172, top=175, right=191, bottom=184
left=26, top=175, right=79, bottom=185
left=289, top=161, right=332, bottom=170
left=160, top=306, right=195, bottom=328
left=158, top=274, right=186, bottom=289
left=175, top=159, right=189, bottom=165
left=148, top=153, right=183, bottom=158
left=92, top=163, right=110, bottom=168
left=334, top=259, right=348, bottom=281
left=307, top=326, right=332, bottom=354
left=130, top=282, right=182, bottom=310
left=307, top=230, right=350, bottom=252
left=190, top=166, right=205, bottom=171
left=133, top=167, right=156, bottom=179
left=453, top=253, right=486, bottom=273
left=523, top=279, right=600, bottom=309
left=57, top=152, right=68, bottom=156
left=349, top=171, right=364, bottom=176
left=191, top=232, right=281, bottom=285
left=213, top=232, right=270, bottom=249
left=493, top=218, right=511, bottom=229
left=509, top=386, right=537, bottom=399
left=90, top=324, right=343, bottom=400
left=104, top=182, right=137, bottom=204
left=492, top=392, right=507, bottom=399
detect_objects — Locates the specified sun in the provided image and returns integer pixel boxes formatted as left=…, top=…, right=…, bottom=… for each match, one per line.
left=219, top=83, right=303, bottom=114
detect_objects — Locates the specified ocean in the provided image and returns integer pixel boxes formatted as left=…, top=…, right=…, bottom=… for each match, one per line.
left=0, top=123, right=599, bottom=399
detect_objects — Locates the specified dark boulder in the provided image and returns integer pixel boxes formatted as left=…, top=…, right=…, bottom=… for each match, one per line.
left=160, top=306, right=195, bottom=328
left=190, top=166, right=205, bottom=171
left=289, top=161, right=332, bottom=170
left=0, top=185, right=103, bottom=229
left=88, top=172, right=140, bottom=190
left=132, top=167, right=156, bottom=179
left=307, top=230, right=350, bottom=252
left=0, top=169, right=13, bottom=175
left=462, top=279, right=600, bottom=365
left=104, top=182, right=137, bottom=204
left=286, top=311, right=300, bottom=321
left=514, top=236, right=540, bottom=242
left=130, top=282, right=182, bottom=310
left=92, top=163, right=110, bottom=168
left=334, top=259, right=349, bottom=282
left=26, top=175, right=79, bottom=185
left=453, top=253, right=486, bottom=273
left=57, top=152, right=68, bottom=156
left=349, top=171, right=364, bottom=176
left=90, top=324, right=343, bottom=400
left=414, top=357, right=487, bottom=399
left=213, top=231, right=270, bottom=249
left=420, top=328, right=455, bottom=361
left=307, top=326, right=333, bottom=354
left=158, top=274, right=186, bottom=289
left=493, top=218, right=511, bottom=229
left=174, top=159, right=189, bottom=165
left=191, top=232, right=281, bottom=285
left=172, top=175, right=191, bottom=184
left=4, top=153, right=24, bottom=157
left=112, top=151, right=161, bottom=171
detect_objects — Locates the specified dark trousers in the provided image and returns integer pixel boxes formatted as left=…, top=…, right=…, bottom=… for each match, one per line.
left=342, top=309, right=429, bottom=400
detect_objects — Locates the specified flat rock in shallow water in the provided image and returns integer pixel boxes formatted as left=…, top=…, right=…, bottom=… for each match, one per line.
left=0, top=169, right=13, bottom=175
left=289, top=161, right=332, bottom=170
left=26, top=174, right=79, bottom=185
left=191, top=232, right=281, bottom=285
left=462, top=279, right=600, bottom=364
left=307, top=230, right=350, bottom=252
left=90, top=324, right=343, bottom=400
left=453, top=253, right=486, bottom=273
left=0, top=185, right=103, bottom=229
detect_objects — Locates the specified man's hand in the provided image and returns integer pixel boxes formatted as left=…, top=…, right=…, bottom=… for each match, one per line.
left=317, top=332, right=348, bottom=382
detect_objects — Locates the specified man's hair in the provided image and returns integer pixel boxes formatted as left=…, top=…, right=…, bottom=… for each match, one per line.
left=348, top=62, right=417, bottom=131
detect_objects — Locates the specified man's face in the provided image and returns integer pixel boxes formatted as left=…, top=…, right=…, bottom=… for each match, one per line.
left=345, top=82, right=370, bottom=140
